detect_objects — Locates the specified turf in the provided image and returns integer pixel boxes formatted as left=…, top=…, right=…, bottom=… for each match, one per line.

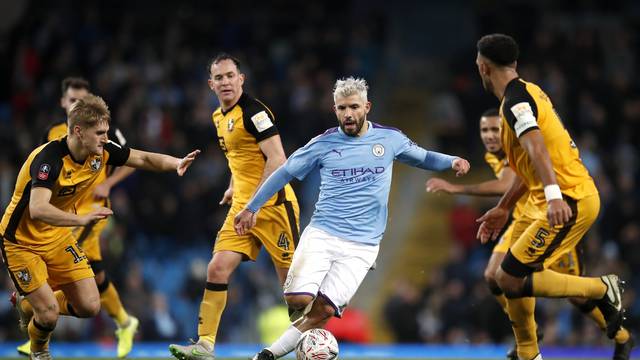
left=0, top=358, right=614, bottom=360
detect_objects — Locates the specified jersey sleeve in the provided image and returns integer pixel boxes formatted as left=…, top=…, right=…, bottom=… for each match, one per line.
left=105, top=140, right=131, bottom=166
left=393, top=131, right=428, bottom=165
left=242, top=99, right=279, bottom=142
left=393, top=131, right=455, bottom=171
left=283, top=138, right=321, bottom=180
left=30, top=144, right=64, bottom=189
left=503, top=83, right=539, bottom=137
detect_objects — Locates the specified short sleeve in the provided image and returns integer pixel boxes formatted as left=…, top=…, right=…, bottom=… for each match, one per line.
left=105, top=140, right=131, bottom=166
left=283, top=138, right=321, bottom=180
left=242, top=98, right=279, bottom=142
left=503, top=82, right=539, bottom=138
left=30, top=143, right=64, bottom=189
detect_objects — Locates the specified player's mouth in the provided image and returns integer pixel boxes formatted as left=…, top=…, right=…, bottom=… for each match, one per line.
left=343, top=120, right=357, bottom=131
left=220, top=89, right=234, bottom=96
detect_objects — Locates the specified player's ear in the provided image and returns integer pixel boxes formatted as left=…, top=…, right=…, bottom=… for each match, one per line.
left=238, top=73, right=245, bottom=86
left=207, top=78, right=214, bottom=91
left=73, top=124, right=83, bottom=138
left=365, top=101, right=371, bottom=114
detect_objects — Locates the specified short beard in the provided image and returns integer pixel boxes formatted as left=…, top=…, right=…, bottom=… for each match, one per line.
left=340, top=117, right=365, bottom=137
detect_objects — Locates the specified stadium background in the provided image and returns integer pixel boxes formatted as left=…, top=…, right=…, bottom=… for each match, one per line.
left=0, top=0, right=638, bottom=354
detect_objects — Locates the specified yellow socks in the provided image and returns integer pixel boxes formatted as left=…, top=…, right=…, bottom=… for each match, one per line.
left=494, top=293, right=509, bottom=315
left=54, top=290, right=78, bottom=316
left=99, top=280, right=130, bottom=327
left=197, top=283, right=228, bottom=347
left=28, top=318, right=54, bottom=353
left=507, top=297, right=539, bottom=360
left=531, top=270, right=606, bottom=298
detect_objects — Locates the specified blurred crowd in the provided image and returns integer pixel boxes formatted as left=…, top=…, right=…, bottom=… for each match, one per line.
left=0, top=0, right=638, bottom=348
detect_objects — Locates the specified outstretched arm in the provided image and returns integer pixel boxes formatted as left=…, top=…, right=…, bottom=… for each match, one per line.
left=234, top=166, right=294, bottom=235
left=394, top=134, right=470, bottom=176
left=124, top=149, right=200, bottom=176
left=426, top=166, right=515, bottom=196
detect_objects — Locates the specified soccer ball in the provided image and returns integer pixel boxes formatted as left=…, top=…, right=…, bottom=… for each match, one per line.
left=295, top=328, right=339, bottom=360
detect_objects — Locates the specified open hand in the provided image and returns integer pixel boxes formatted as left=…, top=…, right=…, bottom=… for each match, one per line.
left=177, top=150, right=201, bottom=176
left=80, top=207, right=113, bottom=225
left=426, top=177, right=456, bottom=194
left=476, top=206, right=509, bottom=243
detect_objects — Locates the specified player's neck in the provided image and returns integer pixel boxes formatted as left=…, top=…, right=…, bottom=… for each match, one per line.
left=493, top=70, right=519, bottom=100
left=66, top=136, right=90, bottom=162
left=220, top=90, right=243, bottom=112
left=356, top=120, right=369, bottom=137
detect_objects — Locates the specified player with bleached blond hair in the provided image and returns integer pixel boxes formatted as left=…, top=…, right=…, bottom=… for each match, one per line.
left=235, top=77, right=470, bottom=360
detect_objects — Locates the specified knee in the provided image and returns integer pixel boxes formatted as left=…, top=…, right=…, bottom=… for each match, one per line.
left=285, top=294, right=314, bottom=311
left=307, top=302, right=336, bottom=324
left=484, top=268, right=499, bottom=291
left=496, top=270, right=523, bottom=298
left=74, top=297, right=101, bottom=318
left=207, top=258, right=235, bottom=282
left=33, top=303, right=59, bottom=328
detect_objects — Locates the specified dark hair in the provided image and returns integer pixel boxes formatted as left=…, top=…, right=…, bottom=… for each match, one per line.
left=477, top=34, right=519, bottom=66
left=481, top=108, right=499, bottom=118
left=61, top=77, right=90, bottom=94
left=207, top=52, right=241, bottom=75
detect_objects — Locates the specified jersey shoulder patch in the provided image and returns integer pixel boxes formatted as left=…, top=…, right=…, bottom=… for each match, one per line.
left=251, top=110, right=274, bottom=132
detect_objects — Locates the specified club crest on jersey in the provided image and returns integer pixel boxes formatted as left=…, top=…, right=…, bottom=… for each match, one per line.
left=37, top=164, right=51, bottom=180
left=90, top=157, right=101, bottom=172
left=227, top=118, right=235, bottom=132
left=372, top=144, right=385, bottom=157
left=15, top=269, right=31, bottom=285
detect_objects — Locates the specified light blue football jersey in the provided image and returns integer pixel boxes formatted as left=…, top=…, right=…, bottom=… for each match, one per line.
left=279, top=122, right=453, bottom=245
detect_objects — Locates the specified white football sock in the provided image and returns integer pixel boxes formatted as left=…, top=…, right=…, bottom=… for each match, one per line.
left=266, top=325, right=303, bottom=357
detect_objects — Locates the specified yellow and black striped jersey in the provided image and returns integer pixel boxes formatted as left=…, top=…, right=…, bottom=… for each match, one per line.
left=41, top=121, right=128, bottom=214
left=0, top=137, right=130, bottom=246
left=213, top=93, right=296, bottom=206
left=484, top=151, right=528, bottom=219
left=499, top=78, right=597, bottom=207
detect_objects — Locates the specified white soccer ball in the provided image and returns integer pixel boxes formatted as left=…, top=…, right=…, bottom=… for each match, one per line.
left=295, top=328, right=339, bottom=360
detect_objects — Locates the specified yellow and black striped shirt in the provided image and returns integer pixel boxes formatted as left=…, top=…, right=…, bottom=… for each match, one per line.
left=499, top=78, right=597, bottom=208
left=213, top=93, right=296, bottom=206
left=0, top=137, right=130, bottom=246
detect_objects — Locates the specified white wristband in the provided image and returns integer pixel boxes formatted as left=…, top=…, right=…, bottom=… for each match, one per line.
left=544, top=184, right=563, bottom=202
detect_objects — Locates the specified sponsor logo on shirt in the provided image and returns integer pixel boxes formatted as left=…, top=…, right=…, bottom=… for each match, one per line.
left=331, top=167, right=385, bottom=183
